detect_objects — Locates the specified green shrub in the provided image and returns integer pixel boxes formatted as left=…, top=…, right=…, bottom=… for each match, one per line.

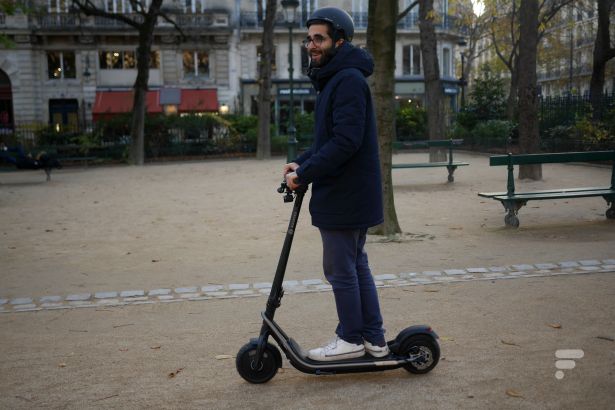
left=396, top=105, right=427, bottom=140
left=573, top=116, right=614, bottom=150
left=472, top=120, right=515, bottom=147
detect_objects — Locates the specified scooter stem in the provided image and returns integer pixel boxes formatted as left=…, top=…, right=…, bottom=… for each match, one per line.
left=265, top=184, right=307, bottom=321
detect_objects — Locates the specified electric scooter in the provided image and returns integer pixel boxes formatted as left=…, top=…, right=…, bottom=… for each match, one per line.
left=236, top=182, right=440, bottom=384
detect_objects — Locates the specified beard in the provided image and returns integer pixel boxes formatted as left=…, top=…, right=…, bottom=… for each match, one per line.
left=309, top=44, right=338, bottom=68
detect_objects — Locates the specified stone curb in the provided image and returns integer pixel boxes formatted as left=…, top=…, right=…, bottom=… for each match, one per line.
left=1, top=259, right=614, bottom=314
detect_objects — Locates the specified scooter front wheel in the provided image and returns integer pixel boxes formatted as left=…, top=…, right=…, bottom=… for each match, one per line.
left=236, top=342, right=282, bottom=384
left=400, top=335, right=440, bottom=374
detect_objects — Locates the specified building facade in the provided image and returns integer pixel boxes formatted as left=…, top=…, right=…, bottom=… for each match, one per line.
left=0, top=0, right=465, bottom=135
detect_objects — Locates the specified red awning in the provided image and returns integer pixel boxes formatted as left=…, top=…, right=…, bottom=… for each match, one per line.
left=93, top=89, right=218, bottom=120
left=179, top=89, right=218, bottom=113
left=93, top=90, right=162, bottom=117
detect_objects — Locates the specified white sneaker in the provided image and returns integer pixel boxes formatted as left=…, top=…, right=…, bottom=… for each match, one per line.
left=308, top=337, right=365, bottom=361
left=364, top=340, right=390, bottom=358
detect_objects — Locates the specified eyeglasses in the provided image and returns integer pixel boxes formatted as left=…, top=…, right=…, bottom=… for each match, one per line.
left=302, top=34, right=329, bottom=48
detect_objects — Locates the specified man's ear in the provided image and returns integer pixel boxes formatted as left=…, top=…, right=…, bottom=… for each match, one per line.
left=335, top=39, right=345, bottom=48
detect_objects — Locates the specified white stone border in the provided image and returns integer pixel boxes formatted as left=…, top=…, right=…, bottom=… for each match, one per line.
left=1, top=259, right=614, bottom=314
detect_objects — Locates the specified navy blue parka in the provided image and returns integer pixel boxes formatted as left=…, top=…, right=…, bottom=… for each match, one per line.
left=295, top=42, right=383, bottom=230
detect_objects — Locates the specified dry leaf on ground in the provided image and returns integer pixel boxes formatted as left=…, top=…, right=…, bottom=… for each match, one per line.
left=168, top=368, right=184, bottom=378
left=506, top=389, right=523, bottom=398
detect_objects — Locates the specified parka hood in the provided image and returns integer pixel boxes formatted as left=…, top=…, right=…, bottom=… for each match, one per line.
left=308, top=42, right=374, bottom=91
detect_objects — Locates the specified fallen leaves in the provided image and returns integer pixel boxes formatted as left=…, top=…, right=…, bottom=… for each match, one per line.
left=596, top=335, right=615, bottom=342
left=112, top=323, right=134, bottom=329
left=506, top=389, right=523, bottom=398
left=150, top=345, right=161, bottom=350
left=215, top=354, right=233, bottom=360
left=548, top=323, right=562, bottom=329
left=58, top=362, right=66, bottom=368
left=168, top=368, right=184, bottom=378
left=500, top=339, right=520, bottom=347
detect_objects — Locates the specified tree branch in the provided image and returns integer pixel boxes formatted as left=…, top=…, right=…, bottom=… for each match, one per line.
left=398, top=0, right=419, bottom=22
left=72, top=0, right=141, bottom=29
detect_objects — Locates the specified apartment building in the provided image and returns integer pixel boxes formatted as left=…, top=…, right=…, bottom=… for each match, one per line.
left=470, top=1, right=615, bottom=99
left=0, top=0, right=465, bottom=134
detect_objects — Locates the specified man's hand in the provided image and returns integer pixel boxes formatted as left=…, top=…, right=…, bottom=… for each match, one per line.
left=283, top=162, right=299, bottom=177
left=285, top=172, right=300, bottom=191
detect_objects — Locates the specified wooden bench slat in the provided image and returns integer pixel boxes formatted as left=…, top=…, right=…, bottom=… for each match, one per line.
left=490, top=151, right=615, bottom=166
left=478, top=186, right=613, bottom=198
left=392, top=162, right=469, bottom=169
left=489, top=189, right=615, bottom=201
left=396, top=138, right=464, bottom=149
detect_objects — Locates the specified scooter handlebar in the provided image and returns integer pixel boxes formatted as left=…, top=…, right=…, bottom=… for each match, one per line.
left=277, top=181, right=307, bottom=202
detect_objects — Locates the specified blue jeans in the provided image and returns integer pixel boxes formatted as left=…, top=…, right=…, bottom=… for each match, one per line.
left=319, top=228, right=386, bottom=345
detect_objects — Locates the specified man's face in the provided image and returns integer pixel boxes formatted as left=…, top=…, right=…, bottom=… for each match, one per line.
left=306, top=24, right=340, bottom=68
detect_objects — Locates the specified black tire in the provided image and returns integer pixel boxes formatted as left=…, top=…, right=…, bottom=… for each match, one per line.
left=606, top=207, right=615, bottom=219
left=400, top=335, right=440, bottom=374
left=236, top=342, right=282, bottom=384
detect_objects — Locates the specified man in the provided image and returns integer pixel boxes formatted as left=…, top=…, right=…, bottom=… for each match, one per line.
left=283, top=7, right=388, bottom=361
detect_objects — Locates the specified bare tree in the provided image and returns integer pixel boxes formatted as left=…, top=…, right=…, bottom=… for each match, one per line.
left=589, top=0, right=615, bottom=120
left=366, top=0, right=402, bottom=236
left=419, top=0, right=446, bottom=161
left=517, top=0, right=541, bottom=180
left=72, top=0, right=183, bottom=165
left=256, top=0, right=277, bottom=159
left=485, top=0, right=573, bottom=120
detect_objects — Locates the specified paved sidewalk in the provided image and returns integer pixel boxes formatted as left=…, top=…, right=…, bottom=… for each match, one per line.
left=2, top=258, right=614, bottom=314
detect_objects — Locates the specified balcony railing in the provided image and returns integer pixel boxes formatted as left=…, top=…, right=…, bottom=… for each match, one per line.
left=31, top=10, right=229, bottom=30
left=239, top=11, right=461, bottom=32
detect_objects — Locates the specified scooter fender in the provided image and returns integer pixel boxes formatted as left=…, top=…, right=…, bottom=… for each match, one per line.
left=389, top=325, right=439, bottom=355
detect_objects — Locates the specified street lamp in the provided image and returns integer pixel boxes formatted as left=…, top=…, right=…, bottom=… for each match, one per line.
left=457, top=40, right=468, bottom=110
left=281, top=0, right=299, bottom=163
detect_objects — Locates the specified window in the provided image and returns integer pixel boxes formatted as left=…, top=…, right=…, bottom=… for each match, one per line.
left=99, top=51, right=159, bottom=69
left=184, top=0, right=206, bottom=13
left=257, top=45, right=276, bottom=76
left=149, top=51, right=160, bottom=69
left=442, top=47, right=450, bottom=77
left=402, top=45, right=421, bottom=75
left=47, top=51, right=76, bottom=79
left=104, top=0, right=133, bottom=13
left=99, top=51, right=135, bottom=69
left=183, top=51, right=209, bottom=77
left=48, top=0, right=70, bottom=13
left=49, top=99, right=79, bottom=131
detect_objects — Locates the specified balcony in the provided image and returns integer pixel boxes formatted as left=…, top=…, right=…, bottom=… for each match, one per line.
left=239, top=11, right=461, bottom=32
left=30, top=10, right=229, bottom=32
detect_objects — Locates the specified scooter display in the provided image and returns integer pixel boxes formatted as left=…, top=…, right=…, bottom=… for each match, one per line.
left=236, top=182, right=440, bottom=383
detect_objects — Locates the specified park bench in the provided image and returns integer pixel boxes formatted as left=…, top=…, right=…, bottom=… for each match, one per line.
left=478, top=150, right=615, bottom=227
left=392, top=138, right=469, bottom=182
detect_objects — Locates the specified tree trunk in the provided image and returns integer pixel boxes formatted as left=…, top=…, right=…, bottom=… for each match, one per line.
left=589, top=0, right=615, bottom=120
left=130, top=12, right=157, bottom=165
left=367, top=0, right=402, bottom=236
left=505, top=57, right=519, bottom=121
left=256, top=0, right=277, bottom=160
left=517, top=0, right=541, bottom=180
left=419, top=0, right=446, bottom=162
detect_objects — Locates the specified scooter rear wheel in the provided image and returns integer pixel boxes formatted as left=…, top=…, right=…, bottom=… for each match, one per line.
left=400, top=335, right=440, bottom=374
left=236, top=342, right=282, bottom=384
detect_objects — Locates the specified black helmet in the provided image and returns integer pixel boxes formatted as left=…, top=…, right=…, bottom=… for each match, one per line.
left=306, top=7, right=354, bottom=43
